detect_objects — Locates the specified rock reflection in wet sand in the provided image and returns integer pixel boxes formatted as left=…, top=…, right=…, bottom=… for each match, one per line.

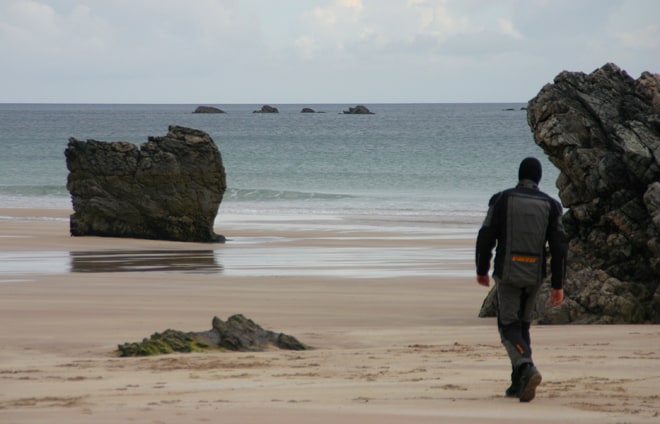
left=69, top=250, right=222, bottom=274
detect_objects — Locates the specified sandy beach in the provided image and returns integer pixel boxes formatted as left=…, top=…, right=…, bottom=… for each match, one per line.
left=0, top=208, right=658, bottom=423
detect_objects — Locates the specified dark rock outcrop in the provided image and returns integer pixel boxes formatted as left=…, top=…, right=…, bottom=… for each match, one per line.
left=479, top=64, right=659, bottom=323
left=253, top=105, right=279, bottom=113
left=193, top=106, right=225, bottom=114
left=523, top=63, right=658, bottom=324
left=65, top=125, right=226, bottom=243
left=343, top=105, right=374, bottom=115
left=117, top=314, right=308, bottom=356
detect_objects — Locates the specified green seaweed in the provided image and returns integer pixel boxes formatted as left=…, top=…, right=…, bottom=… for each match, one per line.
left=117, top=329, right=212, bottom=357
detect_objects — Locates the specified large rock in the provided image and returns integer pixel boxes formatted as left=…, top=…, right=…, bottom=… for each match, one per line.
left=65, top=125, right=226, bottom=242
left=526, top=63, right=660, bottom=323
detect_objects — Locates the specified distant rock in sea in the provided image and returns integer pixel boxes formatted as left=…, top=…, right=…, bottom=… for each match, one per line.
left=301, top=107, right=315, bottom=113
left=253, top=105, right=279, bottom=113
left=193, top=105, right=225, bottom=114
left=481, top=63, right=660, bottom=324
left=65, top=125, right=226, bottom=243
left=343, top=105, right=374, bottom=115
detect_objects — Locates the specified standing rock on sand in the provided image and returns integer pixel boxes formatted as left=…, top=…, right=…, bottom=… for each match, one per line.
left=65, top=125, right=226, bottom=243
left=527, top=64, right=659, bottom=323
left=480, top=64, right=659, bottom=323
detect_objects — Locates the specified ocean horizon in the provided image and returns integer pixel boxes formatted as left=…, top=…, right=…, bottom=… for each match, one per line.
left=0, top=102, right=560, bottom=225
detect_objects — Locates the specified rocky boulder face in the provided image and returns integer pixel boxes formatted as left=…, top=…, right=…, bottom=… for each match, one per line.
left=65, top=125, right=226, bottom=243
left=527, top=63, right=660, bottom=323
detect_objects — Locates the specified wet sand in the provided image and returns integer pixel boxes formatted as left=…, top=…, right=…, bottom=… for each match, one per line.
left=0, top=208, right=658, bottom=423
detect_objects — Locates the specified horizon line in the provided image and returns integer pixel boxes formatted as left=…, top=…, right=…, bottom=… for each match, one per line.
left=0, top=101, right=530, bottom=105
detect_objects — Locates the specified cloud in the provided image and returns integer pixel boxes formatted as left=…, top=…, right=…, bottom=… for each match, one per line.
left=1, top=0, right=265, bottom=79
left=498, top=18, right=522, bottom=40
left=607, top=0, right=659, bottom=51
left=294, top=0, right=535, bottom=63
left=615, top=24, right=659, bottom=50
left=309, top=0, right=363, bottom=27
left=0, top=0, right=658, bottom=102
left=294, top=35, right=318, bottom=61
left=407, top=0, right=470, bottom=40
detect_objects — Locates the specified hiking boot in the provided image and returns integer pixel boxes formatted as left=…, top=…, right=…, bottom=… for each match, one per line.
left=518, top=363, right=542, bottom=402
left=505, top=368, right=520, bottom=397
left=505, top=383, right=520, bottom=397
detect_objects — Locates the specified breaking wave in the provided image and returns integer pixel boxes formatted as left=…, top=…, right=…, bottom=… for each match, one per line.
left=224, top=188, right=355, bottom=202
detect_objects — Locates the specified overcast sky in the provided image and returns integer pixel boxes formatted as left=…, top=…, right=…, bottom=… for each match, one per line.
left=1, top=0, right=658, bottom=103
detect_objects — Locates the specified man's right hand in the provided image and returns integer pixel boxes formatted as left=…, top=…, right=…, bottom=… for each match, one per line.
left=551, top=289, right=564, bottom=307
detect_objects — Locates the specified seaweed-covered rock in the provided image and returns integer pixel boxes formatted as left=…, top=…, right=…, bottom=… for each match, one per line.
left=117, top=314, right=308, bottom=357
left=117, top=329, right=211, bottom=356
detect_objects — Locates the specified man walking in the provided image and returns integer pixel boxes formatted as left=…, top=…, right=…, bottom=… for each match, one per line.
left=475, top=157, right=567, bottom=402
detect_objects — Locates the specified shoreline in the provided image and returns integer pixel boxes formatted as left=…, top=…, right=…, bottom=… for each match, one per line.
left=0, top=208, right=658, bottom=423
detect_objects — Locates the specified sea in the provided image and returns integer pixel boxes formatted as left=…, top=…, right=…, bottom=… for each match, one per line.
left=0, top=103, right=560, bottom=226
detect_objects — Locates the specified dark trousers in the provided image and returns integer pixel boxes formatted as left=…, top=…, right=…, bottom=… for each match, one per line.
left=495, top=278, right=540, bottom=369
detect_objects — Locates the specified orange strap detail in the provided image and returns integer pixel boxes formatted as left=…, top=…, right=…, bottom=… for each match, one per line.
left=511, top=255, right=537, bottom=264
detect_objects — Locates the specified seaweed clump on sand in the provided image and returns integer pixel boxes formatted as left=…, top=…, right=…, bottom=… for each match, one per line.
left=117, top=329, right=210, bottom=356
left=117, top=314, right=308, bottom=357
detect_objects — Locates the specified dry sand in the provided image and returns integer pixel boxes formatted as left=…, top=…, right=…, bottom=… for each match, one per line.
left=0, top=208, right=658, bottom=423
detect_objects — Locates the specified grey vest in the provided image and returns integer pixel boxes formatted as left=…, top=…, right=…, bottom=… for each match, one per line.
left=501, top=192, right=551, bottom=287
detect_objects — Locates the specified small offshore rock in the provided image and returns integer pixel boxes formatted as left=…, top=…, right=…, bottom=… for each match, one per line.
left=253, top=105, right=279, bottom=113
left=193, top=106, right=225, bottom=114
left=343, top=105, right=374, bottom=115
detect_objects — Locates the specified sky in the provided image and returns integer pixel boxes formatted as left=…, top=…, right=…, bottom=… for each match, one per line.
left=0, top=0, right=658, bottom=103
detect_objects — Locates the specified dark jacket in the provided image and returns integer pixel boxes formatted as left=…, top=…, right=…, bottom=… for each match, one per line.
left=476, top=180, right=567, bottom=289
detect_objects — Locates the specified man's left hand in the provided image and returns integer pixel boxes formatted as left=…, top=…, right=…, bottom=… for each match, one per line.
left=476, top=274, right=490, bottom=287
left=551, top=289, right=564, bottom=307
